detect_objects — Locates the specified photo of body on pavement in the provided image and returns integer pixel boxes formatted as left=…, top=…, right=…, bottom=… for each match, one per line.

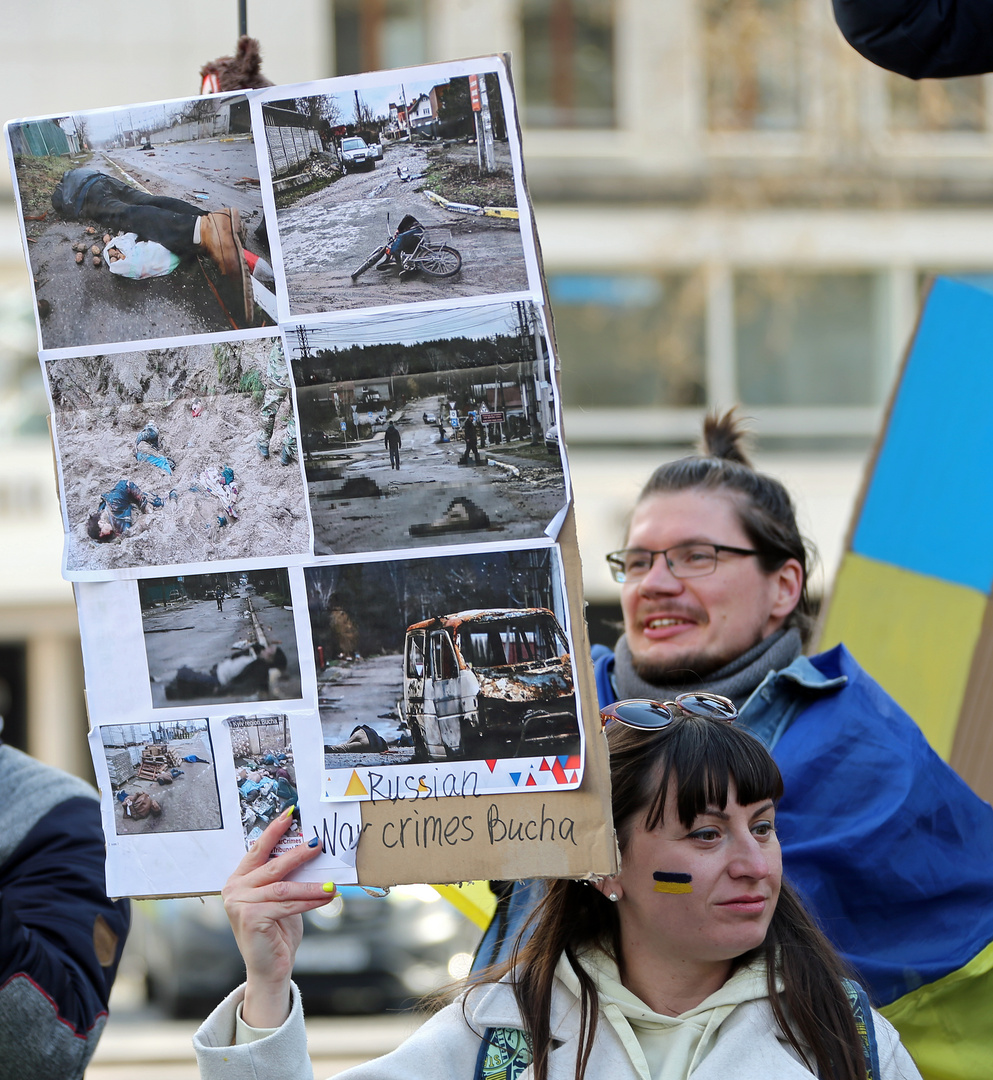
left=46, top=338, right=310, bottom=575
left=100, top=718, right=222, bottom=836
left=259, top=61, right=536, bottom=315
left=8, top=93, right=274, bottom=351
left=141, top=569, right=301, bottom=708
left=305, top=546, right=582, bottom=783
left=288, top=301, right=565, bottom=555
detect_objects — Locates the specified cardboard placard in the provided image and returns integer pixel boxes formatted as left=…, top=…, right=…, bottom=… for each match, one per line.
left=6, top=55, right=616, bottom=897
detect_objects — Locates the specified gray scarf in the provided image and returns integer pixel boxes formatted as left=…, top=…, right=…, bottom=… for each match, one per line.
left=611, top=627, right=803, bottom=710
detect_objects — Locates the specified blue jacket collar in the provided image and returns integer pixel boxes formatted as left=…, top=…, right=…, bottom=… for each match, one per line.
left=738, top=647, right=849, bottom=751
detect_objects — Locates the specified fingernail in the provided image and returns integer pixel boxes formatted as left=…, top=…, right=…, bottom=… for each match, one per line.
left=307, top=836, right=321, bottom=848
left=282, top=804, right=296, bottom=819
left=322, top=881, right=336, bottom=893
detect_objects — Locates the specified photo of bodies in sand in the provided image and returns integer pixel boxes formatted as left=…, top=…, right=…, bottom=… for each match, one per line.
left=288, top=301, right=566, bottom=555
left=8, top=94, right=273, bottom=351
left=46, top=338, right=309, bottom=574
left=101, top=718, right=222, bottom=836
left=140, top=568, right=301, bottom=709
left=260, top=64, right=535, bottom=315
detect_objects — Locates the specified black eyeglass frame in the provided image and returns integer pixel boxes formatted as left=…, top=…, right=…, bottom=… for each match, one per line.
left=605, top=543, right=761, bottom=583
left=600, top=693, right=738, bottom=730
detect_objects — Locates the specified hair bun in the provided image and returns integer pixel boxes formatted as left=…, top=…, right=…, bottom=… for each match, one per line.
left=702, top=408, right=753, bottom=467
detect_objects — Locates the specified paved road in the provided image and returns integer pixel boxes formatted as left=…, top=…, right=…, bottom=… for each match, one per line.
left=28, top=138, right=268, bottom=351
left=274, top=141, right=531, bottom=314
left=308, top=397, right=566, bottom=554
left=144, top=593, right=301, bottom=706
left=88, top=993, right=423, bottom=1080
left=319, top=653, right=415, bottom=768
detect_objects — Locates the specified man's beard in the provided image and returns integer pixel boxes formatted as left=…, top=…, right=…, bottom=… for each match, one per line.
left=630, top=651, right=735, bottom=686
left=629, top=634, right=765, bottom=687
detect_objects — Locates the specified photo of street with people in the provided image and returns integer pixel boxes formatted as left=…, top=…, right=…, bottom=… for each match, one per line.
left=141, top=568, right=301, bottom=708
left=9, top=94, right=273, bottom=351
left=46, top=339, right=309, bottom=573
left=306, top=547, right=579, bottom=769
left=227, top=714, right=301, bottom=851
left=261, top=68, right=533, bottom=314
left=100, top=718, right=222, bottom=836
left=288, top=302, right=565, bottom=554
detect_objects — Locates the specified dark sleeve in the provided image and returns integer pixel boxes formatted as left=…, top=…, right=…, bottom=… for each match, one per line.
left=833, top=0, right=993, bottom=78
left=124, top=480, right=148, bottom=511
left=0, top=796, right=130, bottom=1080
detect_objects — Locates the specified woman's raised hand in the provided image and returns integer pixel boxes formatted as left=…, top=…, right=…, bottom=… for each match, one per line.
left=221, top=808, right=337, bottom=1028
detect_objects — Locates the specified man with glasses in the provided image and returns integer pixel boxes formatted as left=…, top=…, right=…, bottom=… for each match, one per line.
left=476, top=411, right=993, bottom=1078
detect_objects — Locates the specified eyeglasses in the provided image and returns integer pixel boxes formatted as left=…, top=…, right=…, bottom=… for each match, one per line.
left=600, top=693, right=737, bottom=730
left=605, top=543, right=760, bottom=584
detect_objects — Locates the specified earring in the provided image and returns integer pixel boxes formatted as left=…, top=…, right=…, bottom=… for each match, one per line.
left=608, top=892, right=618, bottom=902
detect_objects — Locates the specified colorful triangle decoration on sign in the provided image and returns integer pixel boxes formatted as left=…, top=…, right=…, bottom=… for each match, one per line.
left=344, top=771, right=368, bottom=797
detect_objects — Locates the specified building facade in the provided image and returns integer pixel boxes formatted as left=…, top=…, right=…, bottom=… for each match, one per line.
left=2, top=0, right=993, bottom=765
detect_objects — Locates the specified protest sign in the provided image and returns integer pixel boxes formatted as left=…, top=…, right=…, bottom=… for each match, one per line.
left=7, top=55, right=616, bottom=897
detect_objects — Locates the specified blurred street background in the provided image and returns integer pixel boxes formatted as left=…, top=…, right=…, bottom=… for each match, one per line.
left=4, top=0, right=993, bottom=1073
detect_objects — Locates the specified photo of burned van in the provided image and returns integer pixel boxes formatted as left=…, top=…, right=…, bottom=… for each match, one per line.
left=402, top=607, right=578, bottom=762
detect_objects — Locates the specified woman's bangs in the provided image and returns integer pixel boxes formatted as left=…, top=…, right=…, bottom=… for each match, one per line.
left=641, top=720, right=783, bottom=830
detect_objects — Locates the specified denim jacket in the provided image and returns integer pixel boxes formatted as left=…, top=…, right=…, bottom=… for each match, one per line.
left=481, top=644, right=993, bottom=1015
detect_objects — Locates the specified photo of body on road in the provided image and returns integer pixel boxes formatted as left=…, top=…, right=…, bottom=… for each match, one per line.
left=141, top=568, right=301, bottom=709
left=260, top=61, right=536, bottom=315
left=46, top=338, right=309, bottom=575
left=226, top=714, right=302, bottom=851
left=100, top=718, right=222, bottom=836
left=305, top=547, right=584, bottom=796
left=8, top=93, right=275, bottom=351
left=288, top=301, right=566, bottom=554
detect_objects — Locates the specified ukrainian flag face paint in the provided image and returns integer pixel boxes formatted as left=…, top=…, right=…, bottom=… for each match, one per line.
left=654, top=871, right=693, bottom=894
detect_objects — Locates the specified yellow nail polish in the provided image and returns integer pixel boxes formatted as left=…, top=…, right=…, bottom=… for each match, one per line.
left=282, top=804, right=296, bottom=819
left=322, top=881, right=336, bottom=893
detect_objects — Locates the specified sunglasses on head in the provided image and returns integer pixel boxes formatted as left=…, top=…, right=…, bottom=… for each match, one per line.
left=600, top=692, right=737, bottom=730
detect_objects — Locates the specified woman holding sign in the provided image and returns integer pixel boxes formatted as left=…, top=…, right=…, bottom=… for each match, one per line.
left=194, top=695, right=921, bottom=1080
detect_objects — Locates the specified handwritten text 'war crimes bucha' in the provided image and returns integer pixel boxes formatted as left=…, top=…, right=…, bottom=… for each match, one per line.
left=314, top=768, right=579, bottom=854
left=315, top=802, right=578, bottom=857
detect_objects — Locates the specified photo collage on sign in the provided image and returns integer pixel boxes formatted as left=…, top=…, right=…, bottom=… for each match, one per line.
left=8, top=56, right=582, bottom=896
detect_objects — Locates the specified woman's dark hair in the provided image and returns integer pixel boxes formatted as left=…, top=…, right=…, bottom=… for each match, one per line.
left=635, top=408, right=815, bottom=640
left=499, top=719, right=867, bottom=1080
left=86, top=512, right=113, bottom=542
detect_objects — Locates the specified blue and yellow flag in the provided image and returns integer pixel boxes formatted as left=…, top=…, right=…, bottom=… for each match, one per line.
left=817, top=276, right=993, bottom=1079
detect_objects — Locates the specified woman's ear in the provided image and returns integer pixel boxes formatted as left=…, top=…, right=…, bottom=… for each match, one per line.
left=593, top=876, right=623, bottom=903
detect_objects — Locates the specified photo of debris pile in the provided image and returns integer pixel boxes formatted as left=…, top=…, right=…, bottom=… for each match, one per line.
left=226, top=714, right=302, bottom=851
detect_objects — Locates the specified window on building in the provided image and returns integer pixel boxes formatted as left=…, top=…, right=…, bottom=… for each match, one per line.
left=521, top=0, right=615, bottom=128
left=889, top=76, right=986, bottom=133
left=549, top=272, right=706, bottom=408
left=334, top=0, right=427, bottom=75
left=704, top=0, right=802, bottom=131
left=735, top=272, right=886, bottom=406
